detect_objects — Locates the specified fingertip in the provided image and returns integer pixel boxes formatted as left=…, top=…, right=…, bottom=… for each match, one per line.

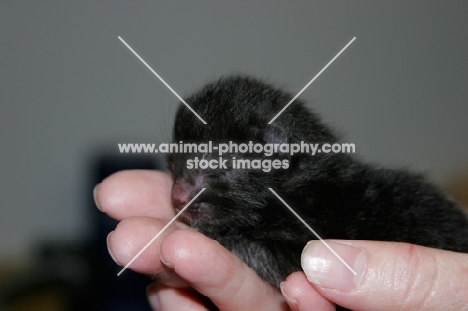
left=280, top=274, right=301, bottom=306
left=97, top=171, right=127, bottom=213
left=301, top=240, right=366, bottom=292
left=108, top=219, right=137, bottom=266
left=98, top=169, right=174, bottom=219
left=110, top=217, right=173, bottom=275
left=106, top=230, right=118, bottom=265
left=281, top=272, right=335, bottom=311
left=93, top=183, right=102, bottom=211
left=280, top=282, right=297, bottom=309
left=159, top=230, right=217, bottom=277
left=146, top=283, right=161, bottom=310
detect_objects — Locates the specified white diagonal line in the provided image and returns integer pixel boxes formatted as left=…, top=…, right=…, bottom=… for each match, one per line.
left=268, top=37, right=356, bottom=124
left=268, top=188, right=357, bottom=276
left=118, top=36, right=207, bottom=125
left=117, top=188, right=206, bottom=276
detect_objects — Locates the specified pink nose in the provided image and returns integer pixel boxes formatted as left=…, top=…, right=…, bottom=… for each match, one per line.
left=171, top=179, right=192, bottom=211
left=172, top=195, right=188, bottom=211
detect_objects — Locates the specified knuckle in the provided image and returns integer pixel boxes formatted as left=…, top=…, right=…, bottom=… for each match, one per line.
left=394, top=244, right=438, bottom=310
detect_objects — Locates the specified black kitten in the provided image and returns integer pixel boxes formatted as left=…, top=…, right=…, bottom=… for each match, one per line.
left=167, top=75, right=468, bottom=291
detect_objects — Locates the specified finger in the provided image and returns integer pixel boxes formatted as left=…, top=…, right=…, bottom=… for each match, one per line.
left=280, top=272, right=335, bottom=311
left=147, top=283, right=209, bottom=311
left=94, top=169, right=174, bottom=220
left=160, top=230, right=289, bottom=311
left=108, top=216, right=187, bottom=287
left=301, top=240, right=468, bottom=311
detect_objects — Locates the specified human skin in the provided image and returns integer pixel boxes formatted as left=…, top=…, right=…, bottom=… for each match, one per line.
left=95, top=170, right=468, bottom=311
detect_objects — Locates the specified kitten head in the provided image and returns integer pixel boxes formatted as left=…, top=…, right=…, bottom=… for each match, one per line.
left=168, top=75, right=338, bottom=234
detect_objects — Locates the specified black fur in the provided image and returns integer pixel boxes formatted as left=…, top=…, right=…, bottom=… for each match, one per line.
left=167, top=76, right=468, bottom=300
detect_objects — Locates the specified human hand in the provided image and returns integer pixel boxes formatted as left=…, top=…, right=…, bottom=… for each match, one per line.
left=94, top=170, right=468, bottom=310
left=94, top=170, right=288, bottom=310
left=281, top=240, right=468, bottom=311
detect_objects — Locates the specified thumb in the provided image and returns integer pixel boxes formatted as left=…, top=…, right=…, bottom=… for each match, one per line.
left=301, top=240, right=468, bottom=311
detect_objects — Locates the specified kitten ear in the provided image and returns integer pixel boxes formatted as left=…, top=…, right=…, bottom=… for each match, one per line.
left=261, top=124, right=290, bottom=145
left=257, top=124, right=303, bottom=172
left=253, top=124, right=292, bottom=161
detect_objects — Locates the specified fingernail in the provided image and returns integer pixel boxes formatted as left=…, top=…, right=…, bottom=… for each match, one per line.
left=301, top=241, right=366, bottom=292
left=147, top=283, right=161, bottom=310
left=93, top=183, right=102, bottom=211
left=107, top=231, right=118, bottom=264
left=280, top=281, right=297, bottom=306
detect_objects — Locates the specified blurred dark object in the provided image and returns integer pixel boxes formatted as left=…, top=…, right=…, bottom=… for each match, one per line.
left=447, top=170, right=468, bottom=212
left=0, top=154, right=163, bottom=310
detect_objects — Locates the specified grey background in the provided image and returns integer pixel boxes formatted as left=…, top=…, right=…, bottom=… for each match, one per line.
left=1, top=1, right=467, bottom=259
